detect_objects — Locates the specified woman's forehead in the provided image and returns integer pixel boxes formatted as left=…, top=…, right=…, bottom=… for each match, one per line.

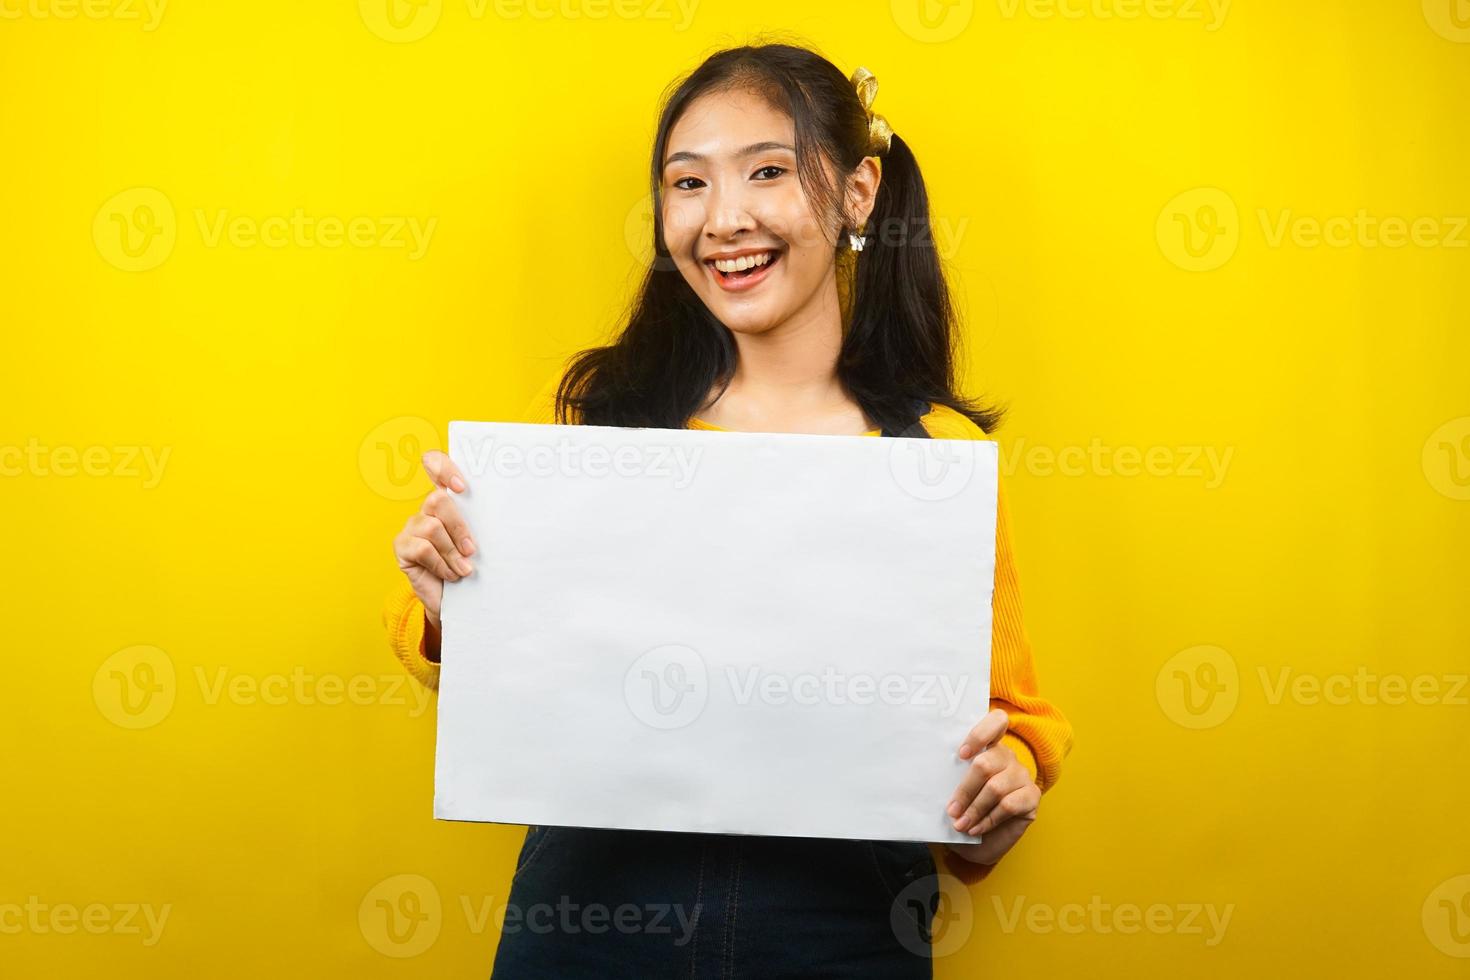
left=667, top=90, right=793, bottom=157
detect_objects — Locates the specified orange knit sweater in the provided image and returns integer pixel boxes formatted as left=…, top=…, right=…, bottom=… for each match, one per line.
left=381, top=371, right=1074, bottom=887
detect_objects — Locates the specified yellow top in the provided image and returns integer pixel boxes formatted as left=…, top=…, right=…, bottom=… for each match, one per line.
left=688, top=416, right=881, bottom=436
left=380, top=368, right=1074, bottom=885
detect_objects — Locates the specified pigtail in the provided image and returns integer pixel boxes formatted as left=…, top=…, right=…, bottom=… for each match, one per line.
left=843, top=133, right=1005, bottom=434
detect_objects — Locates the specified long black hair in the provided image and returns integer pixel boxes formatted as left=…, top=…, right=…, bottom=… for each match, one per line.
left=557, top=40, right=1005, bottom=435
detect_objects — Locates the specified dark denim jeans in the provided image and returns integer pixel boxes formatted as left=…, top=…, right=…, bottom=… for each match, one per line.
left=489, top=826, right=938, bottom=978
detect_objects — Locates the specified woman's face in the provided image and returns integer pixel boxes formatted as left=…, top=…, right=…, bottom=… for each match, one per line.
left=660, top=88, right=867, bottom=337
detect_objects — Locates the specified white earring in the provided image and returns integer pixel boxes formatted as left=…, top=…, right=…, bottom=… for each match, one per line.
left=848, top=231, right=866, bottom=252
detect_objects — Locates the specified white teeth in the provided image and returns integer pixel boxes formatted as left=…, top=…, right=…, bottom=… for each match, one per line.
left=712, top=251, right=774, bottom=273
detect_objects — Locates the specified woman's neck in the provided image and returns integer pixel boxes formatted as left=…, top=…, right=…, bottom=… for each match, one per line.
left=697, top=273, right=873, bottom=435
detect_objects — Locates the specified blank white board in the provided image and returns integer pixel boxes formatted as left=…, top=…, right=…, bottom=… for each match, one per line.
left=435, top=421, right=998, bottom=844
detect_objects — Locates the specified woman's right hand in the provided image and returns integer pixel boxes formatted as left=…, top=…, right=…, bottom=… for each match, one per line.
left=392, top=450, right=476, bottom=633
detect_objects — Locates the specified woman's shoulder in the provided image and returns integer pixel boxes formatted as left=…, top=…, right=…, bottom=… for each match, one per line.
left=919, top=403, right=994, bottom=441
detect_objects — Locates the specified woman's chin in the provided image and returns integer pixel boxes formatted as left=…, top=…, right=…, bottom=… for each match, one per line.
left=714, top=309, right=787, bottom=336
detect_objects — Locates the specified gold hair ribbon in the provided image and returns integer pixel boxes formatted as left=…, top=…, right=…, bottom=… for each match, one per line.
left=849, top=66, right=893, bottom=157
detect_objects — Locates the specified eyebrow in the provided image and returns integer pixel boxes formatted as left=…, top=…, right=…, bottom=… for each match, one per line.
left=663, top=141, right=796, bottom=171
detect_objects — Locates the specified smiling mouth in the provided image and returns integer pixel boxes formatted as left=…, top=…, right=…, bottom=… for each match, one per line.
left=705, top=248, right=784, bottom=290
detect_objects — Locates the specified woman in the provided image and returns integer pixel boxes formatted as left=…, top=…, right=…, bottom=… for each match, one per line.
left=384, top=41, right=1074, bottom=977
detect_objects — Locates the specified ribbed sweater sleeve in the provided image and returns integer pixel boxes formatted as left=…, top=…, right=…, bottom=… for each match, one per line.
left=932, top=469, right=1076, bottom=886
left=382, top=577, right=438, bottom=692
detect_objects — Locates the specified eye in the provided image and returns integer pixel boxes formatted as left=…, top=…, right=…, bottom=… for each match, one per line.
left=672, top=176, right=705, bottom=191
left=753, top=165, right=786, bottom=180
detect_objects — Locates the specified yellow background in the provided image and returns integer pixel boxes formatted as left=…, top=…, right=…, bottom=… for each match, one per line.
left=3, top=0, right=1467, bottom=975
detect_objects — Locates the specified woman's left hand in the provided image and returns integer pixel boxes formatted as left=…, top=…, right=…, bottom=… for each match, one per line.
left=944, top=708, right=1041, bottom=865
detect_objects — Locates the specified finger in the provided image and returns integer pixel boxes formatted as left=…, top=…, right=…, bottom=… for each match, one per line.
left=397, top=531, right=461, bottom=584
left=421, top=450, right=467, bottom=494
left=971, top=784, right=1041, bottom=838
left=959, top=802, right=1034, bottom=863
left=957, top=708, right=1010, bottom=761
left=422, top=487, right=476, bottom=558
left=945, top=746, right=1012, bottom=825
left=959, top=766, right=1030, bottom=836
left=410, top=513, right=473, bottom=577
left=953, top=757, right=1024, bottom=832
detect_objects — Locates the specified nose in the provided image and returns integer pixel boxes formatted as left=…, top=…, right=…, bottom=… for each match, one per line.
left=703, top=179, right=756, bottom=242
